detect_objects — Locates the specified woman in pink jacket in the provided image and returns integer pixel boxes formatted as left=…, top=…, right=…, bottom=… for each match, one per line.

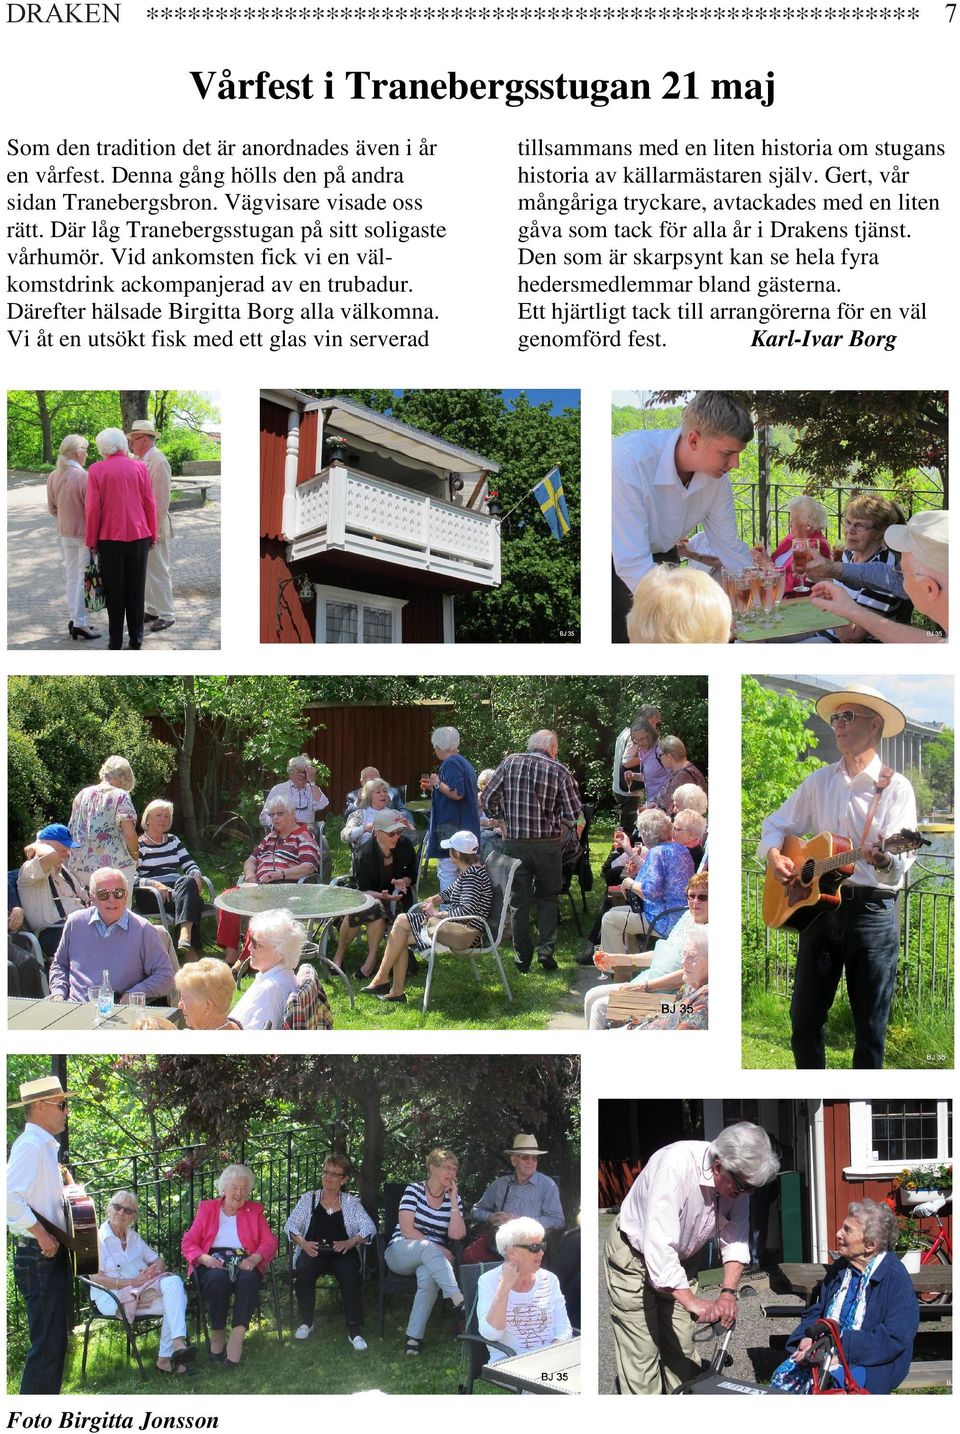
left=181, top=1163, right=278, bottom=1369
left=85, top=427, right=157, bottom=650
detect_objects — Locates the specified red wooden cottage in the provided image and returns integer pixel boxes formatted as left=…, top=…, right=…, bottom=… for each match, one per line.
left=260, top=390, right=501, bottom=643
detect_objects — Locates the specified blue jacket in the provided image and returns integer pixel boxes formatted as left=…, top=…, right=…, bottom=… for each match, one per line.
left=427, top=753, right=480, bottom=857
left=786, top=1253, right=918, bottom=1393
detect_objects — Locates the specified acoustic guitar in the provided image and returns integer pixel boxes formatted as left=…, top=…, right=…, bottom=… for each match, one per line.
left=32, top=1185, right=99, bottom=1277
left=762, top=828, right=929, bottom=933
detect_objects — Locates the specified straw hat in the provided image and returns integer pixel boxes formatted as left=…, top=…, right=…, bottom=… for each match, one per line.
left=504, top=1133, right=548, bottom=1157
left=8, top=1076, right=77, bottom=1109
left=815, top=683, right=906, bottom=738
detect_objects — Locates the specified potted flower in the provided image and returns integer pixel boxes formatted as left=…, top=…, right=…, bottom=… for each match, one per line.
left=323, top=434, right=350, bottom=466
left=892, top=1162, right=952, bottom=1207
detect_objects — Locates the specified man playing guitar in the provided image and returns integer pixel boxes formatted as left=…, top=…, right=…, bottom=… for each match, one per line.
left=758, top=684, right=918, bottom=1070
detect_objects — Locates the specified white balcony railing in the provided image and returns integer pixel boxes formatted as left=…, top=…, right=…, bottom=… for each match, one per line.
left=289, top=464, right=501, bottom=587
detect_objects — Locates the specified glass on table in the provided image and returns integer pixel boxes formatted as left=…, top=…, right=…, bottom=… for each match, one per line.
left=126, top=991, right=146, bottom=1011
left=772, top=568, right=787, bottom=623
left=733, top=572, right=755, bottom=634
left=791, top=537, right=813, bottom=593
left=759, top=569, right=779, bottom=626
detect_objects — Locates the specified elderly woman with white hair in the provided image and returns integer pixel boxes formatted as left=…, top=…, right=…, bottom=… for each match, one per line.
left=772, top=1199, right=918, bottom=1393
left=68, top=756, right=139, bottom=894
left=425, top=726, right=481, bottom=891
left=182, top=1165, right=278, bottom=1369
left=91, top=1190, right=194, bottom=1376
left=342, top=777, right=415, bottom=847
left=215, top=795, right=321, bottom=964
left=84, top=427, right=157, bottom=650
left=599, top=807, right=694, bottom=954
left=46, top=432, right=100, bottom=641
left=259, top=755, right=331, bottom=881
left=136, top=800, right=205, bottom=955
left=753, top=495, right=831, bottom=591
left=586, top=875, right=708, bottom=1030
left=477, top=1217, right=572, bottom=1361
left=229, top=909, right=304, bottom=1030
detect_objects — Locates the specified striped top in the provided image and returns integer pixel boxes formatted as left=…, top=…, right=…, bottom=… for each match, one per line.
left=137, top=833, right=200, bottom=886
left=439, top=863, right=494, bottom=929
left=822, top=545, right=912, bottom=642
left=388, top=1182, right=464, bottom=1248
left=251, top=825, right=321, bottom=881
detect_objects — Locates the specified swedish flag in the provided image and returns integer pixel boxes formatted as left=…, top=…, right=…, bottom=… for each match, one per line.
left=534, top=467, right=571, bottom=541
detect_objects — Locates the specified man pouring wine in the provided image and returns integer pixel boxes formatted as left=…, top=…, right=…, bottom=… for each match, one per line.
left=758, top=684, right=919, bottom=1070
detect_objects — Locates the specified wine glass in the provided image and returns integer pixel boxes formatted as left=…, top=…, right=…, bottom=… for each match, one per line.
left=734, top=573, right=755, bottom=635
left=772, top=568, right=787, bottom=625
left=791, top=538, right=813, bottom=594
left=759, top=570, right=778, bottom=627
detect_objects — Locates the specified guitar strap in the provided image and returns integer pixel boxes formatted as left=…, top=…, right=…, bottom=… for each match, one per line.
left=858, top=765, right=894, bottom=848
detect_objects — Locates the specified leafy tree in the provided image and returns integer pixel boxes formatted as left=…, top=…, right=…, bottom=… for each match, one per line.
left=7, top=677, right=174, bottom=849
left=923, top=730, right=954, bottom=812
left=903, top=766, right=934, bottom=821
left=6, top=390, right=220, bottom=474
left=650, top=390, right=948, bottom=503
left=303, top=389, right=581, bottom=643
left=741, top=677, right=824, bottom=847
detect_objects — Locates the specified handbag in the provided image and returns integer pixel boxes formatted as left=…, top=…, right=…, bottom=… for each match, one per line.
left=84, top=553, right=106, bottom=612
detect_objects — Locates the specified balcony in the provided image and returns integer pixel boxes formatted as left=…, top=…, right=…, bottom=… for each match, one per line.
left=289, top=464, right=501, bottom=588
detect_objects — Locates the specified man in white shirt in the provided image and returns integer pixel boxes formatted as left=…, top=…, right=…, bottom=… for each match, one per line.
left=7, top=1075, right=77, bottom=1394
left=128, top=420, right=175, bottom=633
left=759, top=684, right=918, bottom=1069
left=611, top=391, right=754, bottom=641
left=604, top=1123, right=779, bottom=1394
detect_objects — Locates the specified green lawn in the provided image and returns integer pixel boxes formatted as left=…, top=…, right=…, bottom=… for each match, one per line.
left=6, top=1283, right=504, bottom=1395
left=742, top=985, right=955, bottom=1069
left=176, top=816, right=611, bottom=1031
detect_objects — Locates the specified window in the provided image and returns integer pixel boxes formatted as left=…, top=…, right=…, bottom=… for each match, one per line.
left=313, top=585, right=407, bottom=644
left=846, top=1099, right=952, bottom=1178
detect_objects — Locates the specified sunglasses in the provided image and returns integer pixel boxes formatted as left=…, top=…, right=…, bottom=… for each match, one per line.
left=95, top=888, right=127, bottom=900
left=688, top=893, right=709, bottom=903
left=516, top=1242, right=546, bottom=1253
left=828, top=710, right=864, bottom=727
left=111, top=1204, right=138, bottom=1216
left=44, top=1100, right=69, bottom=1112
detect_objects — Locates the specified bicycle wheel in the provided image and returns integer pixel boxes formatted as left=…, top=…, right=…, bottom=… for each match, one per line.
left=915, top=1232, right=951, bottom=1305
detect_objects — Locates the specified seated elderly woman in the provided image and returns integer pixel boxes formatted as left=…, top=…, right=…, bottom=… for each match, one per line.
left=672, top=809, right=707, bottom=870
left=771, top=1199, right=918, bottom=1393
left=285, top=1152, right=376, bottom=1350
left=384, top=1148, right=466, bottom=1355
left=585, top=872, right=708, bottom=1030
left=216, top=796, right=321, bottom=965
left=623, top=926, right=709, bottom=1030
left=361, top=830, right=493, bottom=1004
left=135, top=800, right=205, bottom=956
left=49, top=867, right=177, bottom=1002
left=259, top=755, right=331, bottom=882
left=175, top=959, right=239, bottom=1031
left=91, top=1190, right=194, bottom=1376
left=671, top=782, right=707, bottom=816
left=752, top=494, right=831, bottom=593
left=181, top=1164, right=278, bottom=1369
left=477, top=1217, right=573, bottom=1360
left=598, top=808, right=693, bottom=954
left=230, top=909, right=304, bottom=1030
left=332, top=811, right=419, bottom=979
left=804, top=492, right=912, bottom=644
left=341, top=778, right=415, bottom=846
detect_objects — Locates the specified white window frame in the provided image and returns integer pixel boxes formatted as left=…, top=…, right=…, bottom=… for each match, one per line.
left=312, top=583, right=407, bottom=645
left=845, top=1098, right=952, bottom=1180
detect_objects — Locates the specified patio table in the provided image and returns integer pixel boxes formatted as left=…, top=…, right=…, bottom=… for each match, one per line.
left=8, top=997, right=182, bottom=1030
left=213, top=884, right=375, bottom=921
left=734, top=598, right=850, bottom=643
left=482, top=1335, right=581, bottom=1395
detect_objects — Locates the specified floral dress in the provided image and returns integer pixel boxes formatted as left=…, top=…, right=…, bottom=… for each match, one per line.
left=68, top=782, right=138, bottom=886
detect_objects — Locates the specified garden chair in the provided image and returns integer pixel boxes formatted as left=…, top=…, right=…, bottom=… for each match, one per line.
left=418, top=850, right=521, bottom=1014
left=76, top=1274, right=167, bottom=1381
left=455, top=1261, right=522, bottom=1394
left=375, top=1182, right=464, bottom=1338
left=132, top=875, right=217, bottom=941
left=279, top=963, right=333, bottom=1030
left=285, top=1230, right=370, bottom=1323
left=8, top=929, right=49, bottom=997
left=191, top=1260, right=285, bottom=1348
